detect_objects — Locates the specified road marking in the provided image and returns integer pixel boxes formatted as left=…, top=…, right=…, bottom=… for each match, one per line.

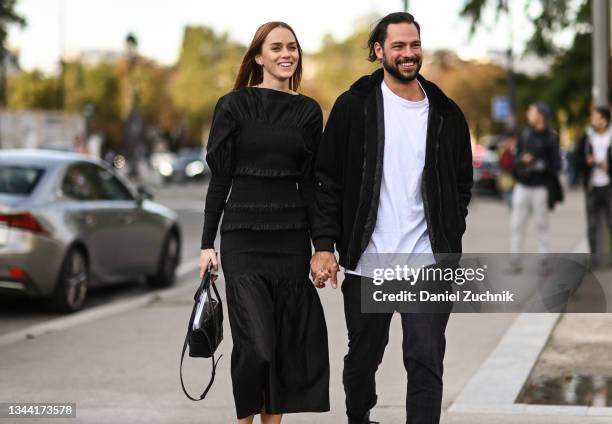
left=0, top=257, right=203, bottom=347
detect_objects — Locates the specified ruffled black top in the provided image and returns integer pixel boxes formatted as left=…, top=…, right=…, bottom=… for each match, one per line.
left=200, top=87, right=323, bottom=249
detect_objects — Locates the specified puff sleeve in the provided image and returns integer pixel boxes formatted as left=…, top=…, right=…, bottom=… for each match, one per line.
left=298, top=101, right=323, bottom=240
left=201, top=95, right=238, bottom=249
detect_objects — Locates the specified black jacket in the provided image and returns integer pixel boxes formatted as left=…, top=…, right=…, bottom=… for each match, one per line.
left=575, top=128, right=612, bottom=189
left=513, top=127, right=561, bottom=187
left=312, top=69, right=473, bottom=270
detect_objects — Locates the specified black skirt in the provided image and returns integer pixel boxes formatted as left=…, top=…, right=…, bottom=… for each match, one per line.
left=220, top=229, right=330, bottom=419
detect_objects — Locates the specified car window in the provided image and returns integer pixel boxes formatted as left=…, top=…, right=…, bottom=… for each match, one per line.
left=62, top=164, right=102, bottom=200
left=0, top=165, right=44, bottom=195
left=94, top=166, right=134, bottom=201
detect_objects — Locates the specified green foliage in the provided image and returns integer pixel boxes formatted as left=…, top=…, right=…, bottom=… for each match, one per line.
left=0, top=0, right=26, bottom=54
left=310, top=27, right=378, bottom=111
left=1, top=0, right=26, bottom=105
left=61, top=60, right=122, bottom=144
left=169, top=26, right=244, bottom=135
left=11, top=14, right=597, bottom=146
left=425, top=53, right=507, bottom=139
left=461, top=0, right=594, bottom=131
left=7, top=70, right=59, bottom=109
left=461, top=0, right=579, bottom=56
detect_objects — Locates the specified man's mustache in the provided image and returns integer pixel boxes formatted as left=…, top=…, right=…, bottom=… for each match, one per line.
left=396, top=58, right=420, bottom=65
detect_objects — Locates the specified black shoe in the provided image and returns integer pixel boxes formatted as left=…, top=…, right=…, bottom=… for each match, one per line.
left=348, top=411, right=379, bottom=424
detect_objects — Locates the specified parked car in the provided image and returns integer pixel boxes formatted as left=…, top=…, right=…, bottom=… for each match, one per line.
left=472, top=143, right=501, bottom=196
left=158, top=149, right=209, bottom=183
left=0, top=150, right=181, bottom=312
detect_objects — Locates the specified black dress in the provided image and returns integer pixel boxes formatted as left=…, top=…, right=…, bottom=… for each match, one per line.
left=200, top=87, right=330, bottom=419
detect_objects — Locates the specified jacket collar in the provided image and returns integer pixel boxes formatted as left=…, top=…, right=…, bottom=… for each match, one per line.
left=349, top=68, right=455, bottom=115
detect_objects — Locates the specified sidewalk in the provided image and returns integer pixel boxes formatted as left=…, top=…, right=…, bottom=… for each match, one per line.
left=1, top=188, right=607, bottom=424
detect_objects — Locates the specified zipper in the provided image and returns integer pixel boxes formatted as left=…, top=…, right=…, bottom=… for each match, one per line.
left=346, top=101, right=370, bottom=265
left=422, top=110, right=436, bottom=251
left=435, top=115, right=452, bottom=251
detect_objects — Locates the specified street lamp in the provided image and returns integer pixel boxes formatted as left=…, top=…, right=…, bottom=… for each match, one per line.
left=123, top=33, right=144, bottom=180
left=125, top=33, right=138, bottom=72
left=83, top=102, right=94, bottom=140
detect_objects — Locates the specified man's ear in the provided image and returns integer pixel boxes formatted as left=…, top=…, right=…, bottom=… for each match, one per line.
left=374, top=42, right=384, bottom=61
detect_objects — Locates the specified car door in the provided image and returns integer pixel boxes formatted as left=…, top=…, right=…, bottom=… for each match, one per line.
left=61, top=162, right=123, bottom=279
left=93, top=165, right=163, bottom=275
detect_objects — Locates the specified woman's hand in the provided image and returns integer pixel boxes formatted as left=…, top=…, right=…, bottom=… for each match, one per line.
left=200, top=248, right=219, bottom=280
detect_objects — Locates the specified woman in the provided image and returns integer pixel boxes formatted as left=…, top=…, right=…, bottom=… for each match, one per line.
left=199, top=22, right=330, bottom=423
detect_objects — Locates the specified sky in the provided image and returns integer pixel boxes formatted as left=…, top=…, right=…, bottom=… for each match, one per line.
left=7, top=0, right=555, bottom=74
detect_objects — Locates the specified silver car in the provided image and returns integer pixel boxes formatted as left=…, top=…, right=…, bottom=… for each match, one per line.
left=0, top=150, right=181, bottom=312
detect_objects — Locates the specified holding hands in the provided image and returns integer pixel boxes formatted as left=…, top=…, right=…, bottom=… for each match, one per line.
left=310, top=251, right=339, bottom=289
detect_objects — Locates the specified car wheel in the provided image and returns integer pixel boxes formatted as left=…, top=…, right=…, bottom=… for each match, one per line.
left=147, top=231, right=180, bottom=288
left=51, top=247, right=89, bottom=313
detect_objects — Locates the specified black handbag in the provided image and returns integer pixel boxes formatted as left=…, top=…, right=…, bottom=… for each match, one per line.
left=179, top=266, right=223, bottom=401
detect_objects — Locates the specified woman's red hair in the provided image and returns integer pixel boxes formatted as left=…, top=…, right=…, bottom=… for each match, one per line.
left=233, top=22, right=303, bottom=91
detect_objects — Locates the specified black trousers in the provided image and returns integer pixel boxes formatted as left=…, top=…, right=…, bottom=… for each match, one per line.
left=586, top=185, right=612, bottom=261
left=341, top=273, right=450, bottom=424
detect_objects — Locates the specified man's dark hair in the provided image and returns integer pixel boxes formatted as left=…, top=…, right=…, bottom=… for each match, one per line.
left=368, top=12, right=421, bottom=62
left=594, top=106, right=611, bottom=123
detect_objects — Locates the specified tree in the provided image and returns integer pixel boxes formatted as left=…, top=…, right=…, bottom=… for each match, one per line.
left=461, top=0, right=594, bottom=134
left=309, top=26, right=378, bottom=112
left=423, top=51, right=507, bottom=139
left=0, top=0, right=26, bottom=106
left=62, top=60, right=123, bottom=146
left=7, top=70, right=60, bottom=109
left=169, top=26, right=244, bottom=141
left=461, top=0, right=582, bottom=56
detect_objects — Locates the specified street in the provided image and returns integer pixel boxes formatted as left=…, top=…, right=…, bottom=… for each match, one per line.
left=2, top=182, right=610, bottom=423
left=0, top=182, right=206, bottom=336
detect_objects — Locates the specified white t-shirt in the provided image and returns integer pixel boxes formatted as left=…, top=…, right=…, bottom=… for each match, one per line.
left=589, top=127, right=611, bottom=187
left=347, top=81, right=434, bottom=277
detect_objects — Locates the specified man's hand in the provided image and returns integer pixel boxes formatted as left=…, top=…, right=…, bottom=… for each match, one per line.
left=599, top=158, right=608, bottom=171
left=521, top=152, right=534, bottom=164
left=310, top=251, right=339, bottom=289
left=586, top=154, right=595, bottom=166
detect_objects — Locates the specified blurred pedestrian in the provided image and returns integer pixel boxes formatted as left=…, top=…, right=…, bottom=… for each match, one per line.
left=311, top=12, right=472, bottom=424
left=199, top=22, right=329, bottom=424
left=575, top=106, right=612, bottom=268
left=73, top=135, right=87, bottom=155
left=508, top=101, right=562, bottom=272
left=498, top=135, right=517, bottom=210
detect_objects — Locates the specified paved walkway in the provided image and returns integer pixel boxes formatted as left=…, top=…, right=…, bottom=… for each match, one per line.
left=1, top=188, right=606, bottom=423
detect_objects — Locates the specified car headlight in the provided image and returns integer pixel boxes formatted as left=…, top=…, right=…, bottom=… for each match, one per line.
left=185, top=161, right=205, bottom=177
left=159, top=162, right=173, bottom=177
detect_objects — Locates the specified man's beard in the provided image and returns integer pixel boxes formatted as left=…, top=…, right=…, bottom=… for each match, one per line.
left=382, top=54, right=422, bottom=83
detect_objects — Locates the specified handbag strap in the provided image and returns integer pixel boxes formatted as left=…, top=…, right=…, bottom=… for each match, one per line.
left=179, top=332, right=222, bottom=401
left=179, top=274, right=223, bottom=401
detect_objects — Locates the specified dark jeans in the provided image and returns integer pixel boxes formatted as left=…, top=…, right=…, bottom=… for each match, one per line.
left=341, top=273, right=450, bottom=424
left=586, top=185, right=612, bottom=262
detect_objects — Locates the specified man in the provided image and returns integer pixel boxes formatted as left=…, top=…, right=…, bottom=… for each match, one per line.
left=575, top=106, right=612, bottom=267
left=310, top=12, right=473, bottom=424
left=509, top=101, right=561, bottom=272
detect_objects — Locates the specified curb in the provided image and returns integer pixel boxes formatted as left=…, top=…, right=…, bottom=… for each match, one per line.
left=0, top=257, right=202, bottom=347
